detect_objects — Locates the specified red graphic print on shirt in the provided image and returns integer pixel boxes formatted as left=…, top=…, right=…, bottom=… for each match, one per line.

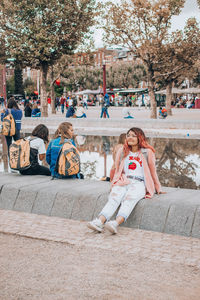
left=128, top=155, right=142, bottom=170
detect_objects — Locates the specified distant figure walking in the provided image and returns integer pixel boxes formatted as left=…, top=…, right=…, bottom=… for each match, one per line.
left=1, top=97, right=22, bottom=152
left=100, top=94, right=110, bottom=118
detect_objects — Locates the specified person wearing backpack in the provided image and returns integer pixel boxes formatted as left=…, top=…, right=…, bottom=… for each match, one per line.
left=88, top=127, right=165, bottom=234
left=1, top=97, right=23, bottom=152
left=46, top=122, right=80, bottom=178
left=15, top=124, right=51, bottom=176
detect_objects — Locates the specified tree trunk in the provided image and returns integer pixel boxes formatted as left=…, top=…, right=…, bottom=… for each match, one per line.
left=148, top=78, right=157, bottom=119
left=40, top=63, right=48, bottom=117
left=1, top=135, right=8, bottom=172
left=51, top=66, right=56, bottom=114
left=166, top=81, right=173, bottom=116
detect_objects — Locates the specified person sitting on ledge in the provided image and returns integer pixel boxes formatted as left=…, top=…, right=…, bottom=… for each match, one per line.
left=46, top=122, right=80, bottom=179
left=122, top=103, right=134, bottom=119
left=88, top=127, right=165, bottom=235
left=20, top=124, right=51, bottom=176
left=76, top=102, right=86, bottom=118
left=31, top=103, right=41, bottom=117
left=159, top=107, right=167, bottom=119
left=66, top=102, right=76, bottom=118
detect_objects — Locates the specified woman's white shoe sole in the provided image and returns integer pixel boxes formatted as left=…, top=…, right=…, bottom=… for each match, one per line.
left=87, top=222, right=102, bottom=232
left=105, top=223, right=117, bottom=234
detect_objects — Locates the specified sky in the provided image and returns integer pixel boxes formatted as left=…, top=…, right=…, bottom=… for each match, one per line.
left=94, top=0, right=200, bottom=48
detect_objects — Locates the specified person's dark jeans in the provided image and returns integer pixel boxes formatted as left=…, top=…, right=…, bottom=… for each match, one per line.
left=100, top=107, right=109, bottom=118
left=20, top=164, right=51, bottom=176
left=5, top=130, right=21, bottom=153
left=61, top=104, right=64, bottom=114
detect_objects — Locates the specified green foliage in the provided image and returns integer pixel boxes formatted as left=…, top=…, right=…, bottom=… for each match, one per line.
left=23, top=78, right=36, bottom=96
left=0, top=0, right=97, bottom=115
left=6, top=75, right=15, bottom=96
left=0, top=0, right=97, bottom=68
left=14, top=63, right=24, bottom=95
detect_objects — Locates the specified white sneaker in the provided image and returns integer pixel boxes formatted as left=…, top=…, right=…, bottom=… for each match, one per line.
left=87, top=218, right=104, bottom=232
left=105, top=220, right=118, bottom=234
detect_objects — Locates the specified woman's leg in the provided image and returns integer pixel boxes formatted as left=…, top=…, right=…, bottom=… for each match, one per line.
left=105, top=108, right=110, bottom=118
left=117, top=181, right=146, bottom=223
left=100, top=107, right=105, bottom=118
left=99, top=185, right=127, bottom=223
left=88, top=185, right=127, bottom=232
left=20, top=165, right=51, bottom=176
left=105, top=181, right=145, bottom=234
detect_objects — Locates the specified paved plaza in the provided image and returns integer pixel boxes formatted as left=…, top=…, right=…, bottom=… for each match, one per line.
left=0, top=210, right=200, bottom=300
left=42, top=106, right=200, bottom=121
left=21, top=106, right=200, bottom=138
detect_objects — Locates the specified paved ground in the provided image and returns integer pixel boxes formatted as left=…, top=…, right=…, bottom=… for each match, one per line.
left=26, top=106, right=200, bottom=121
left=0, top=210, right=200, bottom=300
left=20, top=107, right=200, bottom=138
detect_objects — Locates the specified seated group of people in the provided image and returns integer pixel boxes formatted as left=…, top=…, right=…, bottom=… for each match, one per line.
left=66, top=102, right=86, bottom=118
left=24, top=102, right=41, bottom=117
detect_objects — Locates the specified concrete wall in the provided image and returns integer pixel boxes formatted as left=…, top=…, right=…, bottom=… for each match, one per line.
left=22, top=117, right=200, bottom=129
left=0, top=173, right=200, bottom=238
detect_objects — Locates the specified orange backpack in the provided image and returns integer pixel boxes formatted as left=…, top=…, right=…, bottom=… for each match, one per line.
left=55, top=141, right=80, bottom=176
left=2, top=109, right=16, bottom=136
left=9, top=139, right=31, bottom=170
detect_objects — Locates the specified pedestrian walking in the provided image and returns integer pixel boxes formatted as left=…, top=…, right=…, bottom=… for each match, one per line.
left=100, top=94, right=110, bottom=118
left=1, top=97, right=23, bottom=152
left=88, top=127, right=165, bottom=234
left=60, top=95, right=66, bottom=114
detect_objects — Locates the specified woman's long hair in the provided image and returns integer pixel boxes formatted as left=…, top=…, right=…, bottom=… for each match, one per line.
left=118, top=133, right=126, bottom=145
left=32, top=124, right=49, bottom=144
left=54, top=122, right=73, bottom=144
left=123, top=127, right=155, bottom=157
left=7, top=98, right=19, bottom=110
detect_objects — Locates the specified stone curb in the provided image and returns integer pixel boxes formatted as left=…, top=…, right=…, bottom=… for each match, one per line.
left=0, top=173, right=200, bottom=238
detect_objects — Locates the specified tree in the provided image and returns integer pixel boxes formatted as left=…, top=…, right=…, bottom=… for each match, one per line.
left=154, top=18, right=200, bottom=115
left=14, top=61, right=24, bottom=96
left=23, top=78, right=37, bottom=96
left=101, top=0, right=185, bottom=118
left=106, top=63, right=147, bottom=89
left=6, top=76, right=15, bottom=96
left=0, top=0, right=96, bottom=116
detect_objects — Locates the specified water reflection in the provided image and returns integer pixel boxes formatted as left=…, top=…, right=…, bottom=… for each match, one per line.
left=0, top=134, right=199, bottom=189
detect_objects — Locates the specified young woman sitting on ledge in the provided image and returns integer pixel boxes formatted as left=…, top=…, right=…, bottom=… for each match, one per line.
left=20, top=124, right=51, bottom=176
left=31, top=103, right=41, bottom=117
left=88, top=127, right=165, bottom=234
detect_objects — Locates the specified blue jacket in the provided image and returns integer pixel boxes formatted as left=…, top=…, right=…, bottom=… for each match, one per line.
left=66, top=106, right=75, bottom=118
left=1, top=108, right=23, bottom=131
left=32, top=108, right=40, bottom=116
left=46, top=137, right=77, bottom=178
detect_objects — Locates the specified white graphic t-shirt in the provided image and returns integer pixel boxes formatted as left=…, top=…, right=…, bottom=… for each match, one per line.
left=124, top=151, right=144, bottom=180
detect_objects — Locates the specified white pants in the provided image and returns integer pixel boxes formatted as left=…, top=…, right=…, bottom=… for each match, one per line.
left=100, top=180, right=146, bottom=221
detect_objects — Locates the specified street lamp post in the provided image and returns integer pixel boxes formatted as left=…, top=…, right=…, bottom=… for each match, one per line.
left=102, top=60, right=106, bottom=118
left=103, top=60, right=106, bottom=96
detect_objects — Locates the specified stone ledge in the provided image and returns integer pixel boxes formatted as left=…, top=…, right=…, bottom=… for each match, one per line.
left=0, top=173, right=199, bottom=238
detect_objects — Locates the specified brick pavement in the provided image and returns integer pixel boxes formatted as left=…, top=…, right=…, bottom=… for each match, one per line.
left=1, top=209, right=200, bottom=300
left=0, top=209, right=200, bottom=268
